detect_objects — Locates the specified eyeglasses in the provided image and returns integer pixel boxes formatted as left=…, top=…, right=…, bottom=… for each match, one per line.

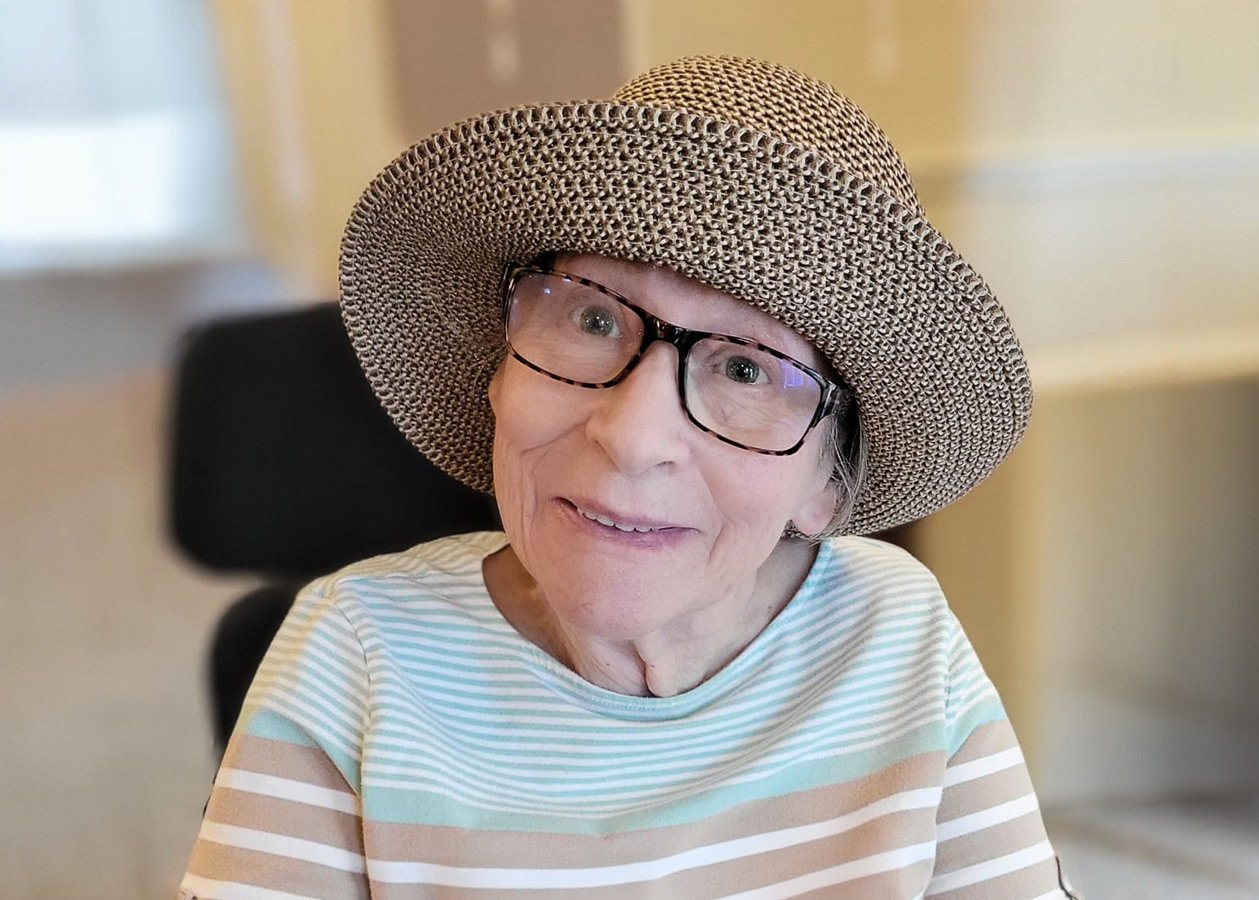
left=500, top=265, right=845, bottom=455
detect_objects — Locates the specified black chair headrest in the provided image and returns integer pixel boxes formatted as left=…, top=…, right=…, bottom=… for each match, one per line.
left=168, top=302, right=499, bottom=578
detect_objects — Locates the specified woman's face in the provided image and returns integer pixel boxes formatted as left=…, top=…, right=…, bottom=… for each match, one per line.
left=488, top=254, right=837, bottom=645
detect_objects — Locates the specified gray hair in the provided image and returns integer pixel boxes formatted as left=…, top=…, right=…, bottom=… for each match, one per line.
left=811, top=394, right=868, bottom=539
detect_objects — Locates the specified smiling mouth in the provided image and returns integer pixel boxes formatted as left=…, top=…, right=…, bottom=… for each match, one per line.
left=571, top=503, right=669, bottom=534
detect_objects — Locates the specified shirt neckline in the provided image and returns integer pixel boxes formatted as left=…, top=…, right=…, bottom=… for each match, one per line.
left=468, top=534, right=839, bottom=721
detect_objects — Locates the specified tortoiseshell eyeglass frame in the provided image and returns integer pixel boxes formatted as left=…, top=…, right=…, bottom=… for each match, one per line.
left=499, top=263, right=848, bottom=456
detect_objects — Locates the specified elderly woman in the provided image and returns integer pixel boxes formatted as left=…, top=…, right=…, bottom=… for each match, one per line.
left=181, top=56, right=1076, bottom=899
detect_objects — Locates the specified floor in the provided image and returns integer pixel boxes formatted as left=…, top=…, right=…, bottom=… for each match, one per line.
left=1048, top=794, right=1259, bottom=899
left=0, top=372, right=256, bottom=899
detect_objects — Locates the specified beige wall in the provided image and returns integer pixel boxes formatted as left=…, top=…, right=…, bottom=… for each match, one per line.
left=383, top=0, right=631, bottom=140
left=1033, top=380, right=1259, bottom=802
left=644, top=0, right=1259, bottom=354
left=211, top=0, right=404, bottom=297
left=641, top=0, right=977, bottom=159
left=920, top=376, right=1259, bottom=803
left=211, top=0, right=632, bottom=299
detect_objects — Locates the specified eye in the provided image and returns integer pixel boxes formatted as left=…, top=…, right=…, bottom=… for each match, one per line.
left=575, top=305, right=621, bottom=338
left=723, top=355, right=765, bottom=385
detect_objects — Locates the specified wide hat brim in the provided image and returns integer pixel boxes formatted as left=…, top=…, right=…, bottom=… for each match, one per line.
left=339, top=101, right=1032, bottom=535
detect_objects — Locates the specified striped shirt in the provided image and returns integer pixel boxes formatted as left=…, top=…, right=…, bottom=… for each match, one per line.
left=180, top=532, right=1075, bottom=899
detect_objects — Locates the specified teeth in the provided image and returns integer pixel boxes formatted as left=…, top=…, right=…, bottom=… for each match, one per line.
left=576, top=506, right=659, bottom=533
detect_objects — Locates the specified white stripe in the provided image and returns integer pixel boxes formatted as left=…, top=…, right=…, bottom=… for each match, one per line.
left=215, top=767, right=360, bottom=815
left=949, top=679, right=999, bottom=720
left=366, top=594, right=942, bottom=712
left=380, top=629, right=944, bottom=721
left=360, top=708, right=947, bottom=817
left=316, top=570, right=949, bottom=752
left=361, top=569, right=939, bottom=670
left=366, top=625, right=935, bottom=714
left=366, top=668, right=942, bottom=757
left=270, top=606, right=367, bottom=666
left=367, top=788, right=941, bottom=888
left=942, top=747, right=1024, bottom=787
left=926, top=839, right=1055, bottom=894
left=366, top=661, right=939, bottom=748
left=200, top=821, right=366, bottom=874
left=256, top=678, right=364, bottom=743
left=715, top=842, right=937, bottom=900
left=936, top=792, right=1040, bottom=841
left=363, top=684, right=940, bottom=782
left=180, top=873, right=327, bottom=900
left=357, top=695, right=945, bottom=798
left=361, top=709, right=949, bottom=818
left=263, top=628, right=369, bottom=692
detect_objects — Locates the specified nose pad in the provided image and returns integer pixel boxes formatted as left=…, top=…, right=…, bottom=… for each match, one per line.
left=584, top=343, right=691, bottom=474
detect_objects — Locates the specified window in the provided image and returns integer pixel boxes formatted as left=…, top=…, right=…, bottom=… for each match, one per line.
left=0, top=0, right=240, bottom=272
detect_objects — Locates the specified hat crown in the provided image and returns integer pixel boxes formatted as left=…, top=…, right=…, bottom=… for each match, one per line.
left=614, top=55, right=923, bottom=215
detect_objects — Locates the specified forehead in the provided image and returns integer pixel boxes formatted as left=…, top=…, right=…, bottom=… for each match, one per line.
left=555, top=254, right=828, bottom=369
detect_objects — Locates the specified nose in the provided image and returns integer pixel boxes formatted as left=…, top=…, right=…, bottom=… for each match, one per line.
left=584, top=342, right=692, bottom=475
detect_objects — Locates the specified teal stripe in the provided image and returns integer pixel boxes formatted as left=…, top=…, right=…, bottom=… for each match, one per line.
left=358, top=688, right=945, bottom=783
left=359, top=664, right=943, bottom=750
left=244, top=708, right=363, bottom=791
left=362, top=721, right=945, bottom=832
left=350, top=699, right=946, bottom=805
left=947, top=694, right=1006, bottom=757
left=352, top=599, right=949, bottom=727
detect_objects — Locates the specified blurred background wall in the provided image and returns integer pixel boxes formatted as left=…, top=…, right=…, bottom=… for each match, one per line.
left=1, top=1, right=1256, bottom=898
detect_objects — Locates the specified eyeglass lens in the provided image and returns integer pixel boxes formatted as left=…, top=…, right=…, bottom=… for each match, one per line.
left=505, top=270, right=824, bottom=453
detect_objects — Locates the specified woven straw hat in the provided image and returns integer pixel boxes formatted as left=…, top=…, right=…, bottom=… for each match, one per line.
left=339, top=55, right=1032, bottom=535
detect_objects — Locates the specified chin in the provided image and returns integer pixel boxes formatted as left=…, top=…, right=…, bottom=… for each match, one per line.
left=543, top=570, right=692, bottom=641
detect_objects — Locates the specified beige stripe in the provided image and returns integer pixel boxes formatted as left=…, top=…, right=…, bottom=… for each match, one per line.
left=941, top=765, right=1037, bottom=825
left=947, top=719, right=1018, bottom=765
left=226, top=733, right=358, bottom=795
left=933, top=811, right=1050, bottom=873
left=208, top=786, right=363, bottom=856
left=368, top=863, right=935, bottom=900
left=937, top=762, right=1035, bottom=823
left=928, top=854, right=1061, bottom=900
left=187, top=840, right=369, bottom=900
left=365, top=750, right=946, bottom=867
left=367, top=812, right=935, bottom=900
left=667, top=809, right=935, bottom=900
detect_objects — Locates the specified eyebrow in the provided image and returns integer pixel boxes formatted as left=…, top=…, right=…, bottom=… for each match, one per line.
left=555, top=259, right=824, bottom=368
left=708, top=304, right=827, bottom=369
left=725, top=313, right=801, bottom=352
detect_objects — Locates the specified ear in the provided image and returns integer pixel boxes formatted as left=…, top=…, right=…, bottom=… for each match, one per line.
left=788, top=473, right=839, bottom=538
left=487, top=360, right=505, bottom=415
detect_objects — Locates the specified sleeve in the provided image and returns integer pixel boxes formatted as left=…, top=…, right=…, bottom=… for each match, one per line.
left=925, top=616, right=1081, bottom=899
left=178, top=580, right=373, bottom=900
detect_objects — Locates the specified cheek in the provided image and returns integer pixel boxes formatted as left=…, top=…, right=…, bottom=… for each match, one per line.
left=488, top=365, right=586, bottom=520
left=488, top=367, right=526, bottom=526
left=488, top=370, right=528, bottom=513
left=704, top=442, right=831, bottom=532
left=704, top=456, right=792, bottom=523
left=487, top=363, right=504, bottom=412
left=489, top=364, right=581, bottom=455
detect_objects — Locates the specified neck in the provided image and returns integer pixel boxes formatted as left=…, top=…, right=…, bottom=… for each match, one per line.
left=483, top=539, right=819, bottom=697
